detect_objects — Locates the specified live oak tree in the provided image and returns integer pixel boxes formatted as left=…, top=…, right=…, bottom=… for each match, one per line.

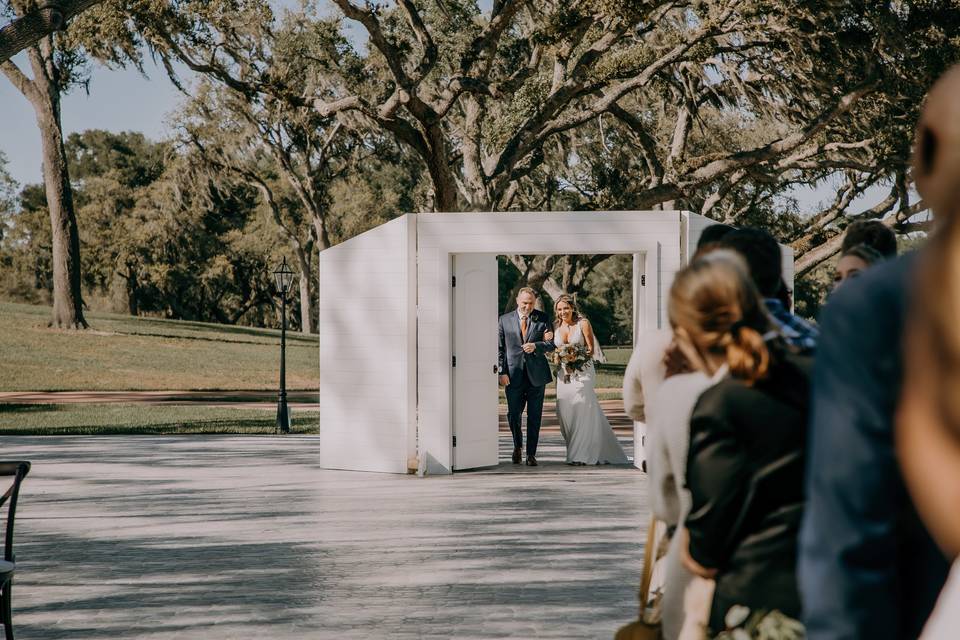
left=1, top=0, right=90, bottom=327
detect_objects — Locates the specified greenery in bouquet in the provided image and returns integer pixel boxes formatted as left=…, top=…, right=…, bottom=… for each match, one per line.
left=550, top=343, right=591, bottom=383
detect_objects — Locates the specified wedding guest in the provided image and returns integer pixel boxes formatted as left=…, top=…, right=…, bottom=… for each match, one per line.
left=623, top=330, right=671, bottom=425
left=841, top=219, right=898, bottom=258
left=798, top=66, right=959, bottom=639
left=646, top=355, right=712, bottom=638
left=832, top=243, right=883, bottom=290
left=670, top=250, right=811, bottom=634
left=719, top=228, right=818, bottom=352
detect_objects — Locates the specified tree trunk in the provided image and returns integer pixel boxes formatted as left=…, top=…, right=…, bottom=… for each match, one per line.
left=34, top=67, right=87, bottom=328
left=424, top=125, right=459, bottom=212
left=124, top=270, right=139, bottom=316
left=293, top=250, right=315, bottom=334
left=540, top=277, right=565, bottom=306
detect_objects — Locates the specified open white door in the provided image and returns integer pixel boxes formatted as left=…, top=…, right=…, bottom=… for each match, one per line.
left=317, top=215, right=416, bottom=473
left=452, top=253, right=499, bottom=470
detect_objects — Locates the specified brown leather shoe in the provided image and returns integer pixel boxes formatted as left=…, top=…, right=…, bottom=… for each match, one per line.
left=526, top=455, right=538, bottom=467
left=512, top=447, right=522, bottom=464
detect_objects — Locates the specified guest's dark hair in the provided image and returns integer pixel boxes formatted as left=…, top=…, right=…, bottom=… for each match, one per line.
left=718, top=228, right=783, bottom=298
left=697, top=224, right=735, bottom=250
left=842, top=220, right=897, bottom=258
left=842, top=243, right=884, bottom=266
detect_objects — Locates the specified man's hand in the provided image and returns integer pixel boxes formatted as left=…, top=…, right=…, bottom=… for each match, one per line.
left=499, top=375, right=510, bottom=386
left=522, top=342, right=536, bottom=354
left=544, top=331, right=554, bottom=341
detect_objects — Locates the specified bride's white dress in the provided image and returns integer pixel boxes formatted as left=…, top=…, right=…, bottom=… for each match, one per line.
left=555, top=322, right=629, bottom=465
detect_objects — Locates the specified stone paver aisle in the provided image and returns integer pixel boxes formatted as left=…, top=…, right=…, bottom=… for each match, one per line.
left=3, top=435, right=648, bottom=639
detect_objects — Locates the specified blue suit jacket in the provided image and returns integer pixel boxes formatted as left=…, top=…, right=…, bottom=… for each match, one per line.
left=799, top=253, right=949, bottom=639
left=498, top=309, right=555, bottom=387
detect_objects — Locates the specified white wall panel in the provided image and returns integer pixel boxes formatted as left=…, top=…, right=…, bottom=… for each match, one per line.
left=318, top=214, right=416, bottom=473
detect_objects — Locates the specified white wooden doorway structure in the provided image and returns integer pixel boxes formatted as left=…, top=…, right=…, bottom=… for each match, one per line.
left=318, top=210, right=789, bottom=475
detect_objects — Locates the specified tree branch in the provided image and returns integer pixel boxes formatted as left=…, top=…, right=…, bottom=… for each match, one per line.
left=0, top=57, right=42, bottom=104
left=0, top=0, right=105, bottom=64
left=685, top=76, right=880, bottom=183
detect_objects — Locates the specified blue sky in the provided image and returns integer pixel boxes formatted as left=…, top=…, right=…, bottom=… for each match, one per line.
left=0, top=1, right=875, bottom=215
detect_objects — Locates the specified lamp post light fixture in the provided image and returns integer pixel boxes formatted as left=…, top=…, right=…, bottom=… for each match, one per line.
left=272, top=257, right=295, bottom=434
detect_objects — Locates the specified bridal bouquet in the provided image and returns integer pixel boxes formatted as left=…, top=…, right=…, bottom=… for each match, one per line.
left=550, top=343, right=591, bottom=383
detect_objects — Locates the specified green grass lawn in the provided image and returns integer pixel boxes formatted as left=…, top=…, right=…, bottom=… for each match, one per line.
left=0, top=403, right=320, bottom=435
left=0, top=301, right=319, bottom=391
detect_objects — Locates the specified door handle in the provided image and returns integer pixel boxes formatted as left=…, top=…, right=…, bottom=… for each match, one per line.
left=492, top=365, right=498, bottom=374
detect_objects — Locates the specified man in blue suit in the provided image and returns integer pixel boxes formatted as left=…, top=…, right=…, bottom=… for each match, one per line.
left=498, top=287, right=556, bottom=466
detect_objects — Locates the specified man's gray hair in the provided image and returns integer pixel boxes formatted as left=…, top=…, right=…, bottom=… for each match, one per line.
left=516, top=286, right=538, bottom=299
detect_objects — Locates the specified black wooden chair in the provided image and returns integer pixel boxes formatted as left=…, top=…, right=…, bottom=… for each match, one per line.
left=0, top=462, right=30, bottom=640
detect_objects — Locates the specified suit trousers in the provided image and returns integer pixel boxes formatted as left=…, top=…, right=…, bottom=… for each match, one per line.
left=505, top=368, right=545, bottom=456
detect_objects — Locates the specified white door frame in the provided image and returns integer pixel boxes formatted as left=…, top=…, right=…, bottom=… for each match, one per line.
left=417, top=211, right=685, bottom=475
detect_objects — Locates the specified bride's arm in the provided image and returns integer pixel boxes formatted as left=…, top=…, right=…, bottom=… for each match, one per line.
left=580, top=319, right=596, bottom=357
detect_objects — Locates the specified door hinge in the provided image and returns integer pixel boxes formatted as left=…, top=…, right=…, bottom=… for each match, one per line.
left=641, top=274, right=646, bottom=286
left=452, top=355, right=457, bottom=367
left=452, top=275, right=456, bottom=287
left=452, top=435, right=457, bottom=447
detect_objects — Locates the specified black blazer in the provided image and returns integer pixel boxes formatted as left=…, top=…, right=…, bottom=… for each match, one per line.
left=497, top=309, right=555, bottom=387
left=684, top=349, right=811, bottom=629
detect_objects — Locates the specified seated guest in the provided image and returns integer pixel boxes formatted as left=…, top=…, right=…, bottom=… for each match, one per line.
left=841, top=219, right=898, bottom=258
left=668, top=250, right=811, bottom=634
left=719, top=228, right=818, bottom=352
left=833, top=243, right=883, bottom=290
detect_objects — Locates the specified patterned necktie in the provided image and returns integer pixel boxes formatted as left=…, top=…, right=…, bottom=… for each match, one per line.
left=521, top=315, right=528, bottom=340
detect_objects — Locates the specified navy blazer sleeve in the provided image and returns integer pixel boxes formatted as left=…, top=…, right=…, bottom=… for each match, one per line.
left=799, top=255, right=947, bottom=639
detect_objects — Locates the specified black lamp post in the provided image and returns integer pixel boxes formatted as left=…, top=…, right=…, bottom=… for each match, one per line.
left=272, top=257, right=295, bottom=434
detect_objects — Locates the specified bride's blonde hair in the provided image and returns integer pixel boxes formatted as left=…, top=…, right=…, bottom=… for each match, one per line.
left=553, top=294, right=582, bottom=327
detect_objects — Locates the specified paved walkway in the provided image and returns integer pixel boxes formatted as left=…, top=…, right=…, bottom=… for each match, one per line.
left=4, top=434, right=648, bottom=639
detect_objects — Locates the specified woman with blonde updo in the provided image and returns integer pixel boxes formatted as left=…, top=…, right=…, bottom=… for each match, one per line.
left=668, top=250, right=811, bottom=635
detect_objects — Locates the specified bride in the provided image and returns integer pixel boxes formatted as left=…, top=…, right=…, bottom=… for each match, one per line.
left=553, top=294, right=629, bottom=465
